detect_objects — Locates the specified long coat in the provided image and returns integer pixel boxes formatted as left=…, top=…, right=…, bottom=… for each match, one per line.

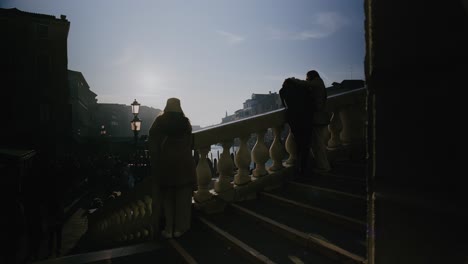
left=148, top=112, right=196, bottom=188
left=148, top=112, right=196, bottom=234
left=306, top=78, right=330, bottom=125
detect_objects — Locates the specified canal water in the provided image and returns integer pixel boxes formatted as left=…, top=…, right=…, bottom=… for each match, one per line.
left=207, top=144, right=273, bottom=169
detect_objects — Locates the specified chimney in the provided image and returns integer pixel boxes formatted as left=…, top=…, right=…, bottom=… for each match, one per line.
left=60, top=14, right=67, bottom=20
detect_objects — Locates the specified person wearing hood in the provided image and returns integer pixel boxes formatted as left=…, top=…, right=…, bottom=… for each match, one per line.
left=148, top=98, right=196, bottom=239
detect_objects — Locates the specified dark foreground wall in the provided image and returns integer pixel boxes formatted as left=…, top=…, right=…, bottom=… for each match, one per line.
left=366, top=1, right=468, bottom=263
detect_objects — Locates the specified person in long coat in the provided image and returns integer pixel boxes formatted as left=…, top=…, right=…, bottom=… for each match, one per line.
left=305, top=70, right=331, bottom=173
left=148, top=98, right=196, bottom=239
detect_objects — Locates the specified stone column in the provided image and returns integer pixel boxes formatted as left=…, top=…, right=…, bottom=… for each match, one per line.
left=214, top=141, right=234, bottom=193
left=252, top=129, right=269, bottom=178
left=269, top=126, right=285, bottom=172
left=194, top=147, right=212, bottom=202
left=328, top=111, right=343, bottom=149
left=285, top=128, right=297, bottom=166
left=234, top=135, right=251, bottom=185
left=340, top=105, right=366, bottom=146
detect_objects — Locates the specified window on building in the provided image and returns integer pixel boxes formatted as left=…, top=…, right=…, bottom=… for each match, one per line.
left=0, top=19, right=7, bottom=33
left=36, top=54, right=51, bottom=73
left=40, top=104, right=51, bottom=122
left=37, top=24, right=48, bottom=38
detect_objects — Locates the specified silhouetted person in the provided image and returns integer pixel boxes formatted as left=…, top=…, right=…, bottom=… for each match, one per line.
left=280, top=70, right=331, bottom=175
left=149, top=98, right=196, bottom=239
left=280, top=77, right=314, bottom=175
left=305, top=70, right=331, bottom=173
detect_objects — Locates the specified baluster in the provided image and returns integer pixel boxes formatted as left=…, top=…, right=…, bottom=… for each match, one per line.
left=132, top=203, right=140, bottom=239
left=269, top=126, right=285, bottom=172
left=136, top=200, right=148, bottom=240
left=328, top=111, right=343, bottom=149
left=252, top=129, right=269, bottom=178
left=285, top=128, right=297, bottom=166
left=118, top=209, right=126, bottom=241
left=215, top=141, right=234, bottom=193
left=234, top=135, right=251, bottom=185
left=137, top=200, right=146, bottom=219
left=124, top=206, right=133, bottom=240
left=194, top=147, right=212, bottom=202
left=143, top=196, right=152, bottom=217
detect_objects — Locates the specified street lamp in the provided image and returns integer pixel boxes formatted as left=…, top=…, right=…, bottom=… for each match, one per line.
left=130, top=99, right=142, bottom=148
left=100, top=125, right=106, bottom=136
left=131, top=115, right=141, bottom=146
left=131, top=99, right=140, bottom=115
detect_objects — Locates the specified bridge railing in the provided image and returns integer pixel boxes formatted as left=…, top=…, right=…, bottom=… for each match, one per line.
left=192, top=86, right=367, bottom=203
left=87, top=176, right=154, bottom=246
left=87, top=86, right=367, bottom=245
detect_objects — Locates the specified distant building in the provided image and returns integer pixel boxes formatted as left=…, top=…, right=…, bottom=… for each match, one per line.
left=222, top=92, right=282, bottom=123
left=94, top=103, right=161, bottom=138
left=327, top=79, right=366, bottom=96
left=136, top=105, right=161, bottom=136
left=68, top=70, right=98, bottom=137
left=0, top=8, right=71, bottom=156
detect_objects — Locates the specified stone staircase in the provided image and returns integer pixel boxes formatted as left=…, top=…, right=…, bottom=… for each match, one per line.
left=95, top=161, right=368, bottom=264
left=36, top=161, right=367, bottom=264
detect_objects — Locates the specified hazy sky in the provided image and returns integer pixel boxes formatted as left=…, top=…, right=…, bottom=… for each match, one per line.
left=1, top=0, right=365, bottom=127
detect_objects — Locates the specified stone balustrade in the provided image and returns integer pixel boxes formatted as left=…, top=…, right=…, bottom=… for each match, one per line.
left=192, top=86, right=366, bottom=203
left=87, top=86, right=366, bottom=246
left=88, top=177, right=154, bottom=246
left=326, top=87, right=367, bottom=159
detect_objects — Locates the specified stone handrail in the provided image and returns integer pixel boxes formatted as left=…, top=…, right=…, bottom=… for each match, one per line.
left=87, top=177, right=154, bottom=247
left=193, top=86, right=367, bottom=203
left=87, top=86, right=366, bottom=246
left=193, top=87, right=366, bottom=149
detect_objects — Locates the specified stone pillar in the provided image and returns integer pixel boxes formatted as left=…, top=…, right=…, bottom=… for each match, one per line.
left=252, top=129, right=269, bottom=178
left=194, top=147, right=212, bottom=202
left=339, top=103, right=367, bottom=160
left=215, top=141, right=234, bottom=193
left=234, top=135, right=251, bottom=185
left=269, top=126, right=285, bottom=172
left=340, top=105, right=366, bottom=145
left=285, top=128, right=297, bottom=166
left=328, top=111, right=343, bottom=149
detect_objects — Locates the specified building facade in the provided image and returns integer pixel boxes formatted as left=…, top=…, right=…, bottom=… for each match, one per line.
left=68, top=70, right=98, bottom=137
left=0, top=8, right=71, bottom=156
left=222, top=92, right=282, bottom=123
left=94, top=103, right=161, bottom=138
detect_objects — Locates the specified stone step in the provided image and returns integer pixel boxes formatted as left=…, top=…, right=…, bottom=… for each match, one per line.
left=34, top=242, right=173, bottom=264
left=203, top=206, right=347, bottom=264
left=293, top=175, right=366, bottom=196
left=258, top=192, right=366, bottom=231
left=196, top=215, right=275, bottom=263
left=172, top=215, right=252, bottom=264
left=231, top=199, right=367, bottom=262
left=264, top=181, right=367, bottom=222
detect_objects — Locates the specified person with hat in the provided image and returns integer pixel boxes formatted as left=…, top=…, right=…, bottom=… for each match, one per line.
left=148, top=98, right=196, bottom=239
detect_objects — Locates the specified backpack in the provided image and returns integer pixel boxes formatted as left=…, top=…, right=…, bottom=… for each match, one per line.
left=279, top=78, right=313, bottom=135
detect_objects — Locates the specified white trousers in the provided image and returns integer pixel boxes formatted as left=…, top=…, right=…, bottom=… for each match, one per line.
left=162, top=185, right=193, bottom=234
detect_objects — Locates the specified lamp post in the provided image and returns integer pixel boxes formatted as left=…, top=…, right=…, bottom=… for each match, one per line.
left=130, top=99, right=141, bottom=148
left=100, top=125, right=106, bottom=136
